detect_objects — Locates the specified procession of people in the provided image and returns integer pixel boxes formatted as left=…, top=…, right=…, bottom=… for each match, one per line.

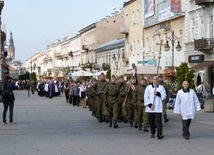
left=0, top=72, right=206, bottom=141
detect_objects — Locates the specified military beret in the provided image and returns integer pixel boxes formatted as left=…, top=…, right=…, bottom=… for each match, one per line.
left=131, top=76, right=136, bottom=79
left=100, top=72, right=105, bottom=75
left=111, top=75, right=116, bottom=78
left=118, top=75, right=124, bottom=79
left=158, top=74, right=163, bottom=78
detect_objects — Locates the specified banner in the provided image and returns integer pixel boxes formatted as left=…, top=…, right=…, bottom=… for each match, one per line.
left=171, top=0, right=181, bottom=12
left=145, top=0, right=155, bottom=18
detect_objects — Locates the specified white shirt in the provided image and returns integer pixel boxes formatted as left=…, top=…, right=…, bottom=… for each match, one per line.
left=174, top=89, right=201, bottom=120
left=44, top=83, right=49, bottom=92
left=144, top=84, right=166, bottom=113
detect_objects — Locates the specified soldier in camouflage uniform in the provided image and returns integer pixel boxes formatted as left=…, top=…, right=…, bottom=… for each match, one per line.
left=132, top=78, right=149, bottom=132
left=104, top=75, right=119, bottom=128
left=117, top=75, right=128, bottom=123
left=159, top=74, right=169, bottom=123
left=92, top=72, right=108, bottom=123
left=125, top=76, right=138, bottom=127
left=86, top=78, right=97, bottom=117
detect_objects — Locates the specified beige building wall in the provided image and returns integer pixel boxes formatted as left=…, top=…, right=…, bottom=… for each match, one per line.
left=123, top=0, right=144, bottom=68
left=144, top=16, right=185, bottom=69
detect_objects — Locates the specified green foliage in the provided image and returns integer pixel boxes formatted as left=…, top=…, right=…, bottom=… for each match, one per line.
left=175, top=62, right=195, bottom=89
left=19, top=72, right=30, bottom=80
left=30, top=72, right=37, bottom=82
left=106, top=69, right=111, bottom=79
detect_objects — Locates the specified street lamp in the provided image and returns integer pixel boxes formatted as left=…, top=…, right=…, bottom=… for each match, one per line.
left=164, top=30, right=182, bottom=70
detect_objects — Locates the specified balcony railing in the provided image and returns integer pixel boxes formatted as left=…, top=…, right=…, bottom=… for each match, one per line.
left=195, top=0, right=214, bottom=6
left=194, top=38, right=214, bottom=52
left=120, top=26, right=129, bottom=34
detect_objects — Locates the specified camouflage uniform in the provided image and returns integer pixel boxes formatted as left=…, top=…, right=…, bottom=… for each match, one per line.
left=118, top=81, right=128, bottom=123
left=132, top=83, right=149, bottom=131
left=86, top=81, right=96, bottom=116
left=105, top=80, right=119, bottom=128
left=125, top=82, right=138, bottom=127
left=92, top=79, right=108, bottom=122
left=159, top=80, right=169, bottom=123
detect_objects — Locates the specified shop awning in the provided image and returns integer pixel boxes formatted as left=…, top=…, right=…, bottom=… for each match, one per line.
left=191, top=61, right=214, bottom=70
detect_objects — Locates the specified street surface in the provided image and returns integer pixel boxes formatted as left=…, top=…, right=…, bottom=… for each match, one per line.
left=0, top=90, right=214, bottom=155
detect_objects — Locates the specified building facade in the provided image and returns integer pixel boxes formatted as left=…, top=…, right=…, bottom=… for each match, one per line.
left=185, top=0, right=214, bottom=85
left=123, top=0, right=144, bottom=69
left=143, top=0, right=185, bottom=70
left=79, top=11, right=124, bottom=72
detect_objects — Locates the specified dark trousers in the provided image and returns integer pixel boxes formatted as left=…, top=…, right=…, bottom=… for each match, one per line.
left=148, top=113, right=163, bottom=136
left=3, top=100, right=14, bottom=123
left=73, top=95, right=79, bottom=106
left=182, top=119, right=192, bottom=138
left=65, top=89, right=69, bottom=102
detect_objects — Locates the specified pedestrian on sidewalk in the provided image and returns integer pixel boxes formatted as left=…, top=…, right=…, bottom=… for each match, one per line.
left=174, top=81, right=201, bottom=140
left=1, top=76, right=16, bottom=125
left=72, top=82, right=80, bottom=106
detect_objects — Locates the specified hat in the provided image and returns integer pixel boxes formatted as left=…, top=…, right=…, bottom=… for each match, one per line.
left=158, top=74, right=163, bottom=78
left=118, top=75, right=124, bottom=79
left=111, top=75, right=116, bottom=78
left=131, top=76, right=136, bottom=79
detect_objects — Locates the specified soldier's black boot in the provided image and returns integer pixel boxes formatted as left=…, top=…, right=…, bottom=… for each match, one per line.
left=97, top=116, right=102, bottom=123
left=114, top=121, right=119, bottom=128
left=144, top=124, right=149, bottom=132
left=109, top=121, right=112, bottom=127
left=130, top=121, right=133, bottom=127
left=124, top=116, right=128, bottom=123
left=138, top=124, right=142, bottom=131
left=134, top=122, right=138, bottom=128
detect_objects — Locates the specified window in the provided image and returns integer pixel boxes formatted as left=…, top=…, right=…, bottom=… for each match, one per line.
left=200, top=16, right=204, bottom=38
left=191, top=18, right=195, bottom=40
left=132, top=11, right=135, bottom=25
left=136, top=10, right=139, bottom=23
left=137, top=40, right=140, bottom=54
left=125, top=14, right=129, bottom=28
left=209, top=15, right=213, bottom=38
left=179, top=29, right=182, bottom=45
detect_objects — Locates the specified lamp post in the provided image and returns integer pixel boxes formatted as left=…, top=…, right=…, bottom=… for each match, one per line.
left=164, top=30, right=182, bottom=70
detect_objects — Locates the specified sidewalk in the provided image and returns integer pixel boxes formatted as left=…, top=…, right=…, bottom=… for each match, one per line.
left=0, top=90, right=214, bottom=155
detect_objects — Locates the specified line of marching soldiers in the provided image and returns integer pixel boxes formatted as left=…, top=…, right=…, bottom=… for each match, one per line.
left=86, top=72, right=169, bottom=131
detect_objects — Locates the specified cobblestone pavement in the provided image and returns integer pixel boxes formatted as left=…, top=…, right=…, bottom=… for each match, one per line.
left=0, top=90, right=214, bottom=155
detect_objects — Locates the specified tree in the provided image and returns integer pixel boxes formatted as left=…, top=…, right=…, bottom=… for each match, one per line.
left=175, top=62, right=195, bottom=90
left=19, top=72, right=30, bottom=80
left=30, top=72, right=37, bottom=82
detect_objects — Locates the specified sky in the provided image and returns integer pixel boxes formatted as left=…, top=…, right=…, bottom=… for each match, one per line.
left=2, top=0, right=126, bottom=64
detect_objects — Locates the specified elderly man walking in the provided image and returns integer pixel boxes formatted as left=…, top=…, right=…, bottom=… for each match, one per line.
left=174, top=81, right=201, bottom=140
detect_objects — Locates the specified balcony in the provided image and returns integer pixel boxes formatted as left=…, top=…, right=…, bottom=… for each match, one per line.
left=194, top=38, right=214, bottom=53
left=120, top=26, right=129, bottom=34
left=82, top=45, right=89, bottom=50
left=195, top=0, right=214, bottom=7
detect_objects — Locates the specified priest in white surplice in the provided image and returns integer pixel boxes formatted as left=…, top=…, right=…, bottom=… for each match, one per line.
left=144, top=76, right=166, bottom=139
left=174, top=81, right=201, bottom=140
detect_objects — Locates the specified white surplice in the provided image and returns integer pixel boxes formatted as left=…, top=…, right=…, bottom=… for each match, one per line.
left=173, top=89, right=201, bottom=120
left=144, top=84, right=166, bottom=113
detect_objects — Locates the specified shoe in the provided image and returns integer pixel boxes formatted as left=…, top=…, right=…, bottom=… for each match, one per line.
left=151, top=134, right=155, bottom=138
left=183, top=135, right=189, bottom=140
left=157, top=135, right=164, bottom=139
left=164, top=118, right=169, bottom=123
left=130, top=121, right=133, bottom=127
left=109, top=121, right=112, bottom=127
left=114, top=121, right=119, bottom=128
left=96, top=116, right=102, bottom=123
left=124, top=116, right=128, bottom=123
left=3, top=122, right=7, bottom=125
left=143, top=124, right=149, bottom=132
left=9, top=122, right=16, bottom=125
left=134, top=122, right=138, bottom=128
left=138, top=124, right=142, bottom=131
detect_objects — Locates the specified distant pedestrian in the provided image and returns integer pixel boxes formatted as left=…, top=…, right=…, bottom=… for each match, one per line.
left=205, top=82, right=211, bottom=100
left=1, top=76, right=16, bottom=125
left=174, top=81, right=201, bottom=140
left=72, top=82, right=80, bottom=106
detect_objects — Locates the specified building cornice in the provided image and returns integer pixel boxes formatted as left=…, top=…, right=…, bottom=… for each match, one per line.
left=79, top=23, right=96, bottom=34
left=124, top=0, right=136, bottom=7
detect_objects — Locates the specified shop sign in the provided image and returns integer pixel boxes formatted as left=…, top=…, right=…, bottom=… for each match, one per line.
left=188, top=55, right=204, bottom=63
